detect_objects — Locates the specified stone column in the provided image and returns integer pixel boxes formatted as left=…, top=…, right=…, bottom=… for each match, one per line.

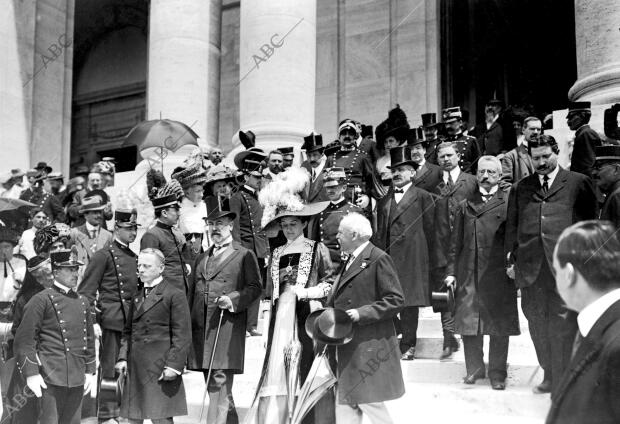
left=568, top=0, right=620, bottom=103
left=238, top=0, right=317, bottom=153
left=147, top=0, right=221, bottom=148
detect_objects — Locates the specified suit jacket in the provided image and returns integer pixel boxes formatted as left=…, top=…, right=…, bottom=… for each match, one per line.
left=118, top=279, right=191, bottom=419
left=546, top=299, right=620, bottom=424
left=326, top=242, right=405, bottom=405
left=187, top=242, right=262, bottom=372
left=301, top=161, right=328, bottom=203
left=479, top=120, right=504, bottom=156
left=506, top=168, right=598, bottom=288
left=372, top=185, right=439, bottom=306
left=70, top=224, right=113, bottom=284
left=229, top=186, right=269, bottom=259
left=413, top=161, right=443, bottom=195
left=570, top=125, right=602, bottom=178
left=600, top=181, right=620, bottom=228
left=500, top=144, right=534, bottom=188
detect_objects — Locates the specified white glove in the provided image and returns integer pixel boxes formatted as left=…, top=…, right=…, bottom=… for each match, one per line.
left=93, top=323, right=102, bottom=339
left=84, top=373, right=96, bottom=397
left=26, top=374, right=47, bottom=398
left=444, top=276, right=456, bottom=289
left=506, top=265, right=515, bottom=280
left=355, top=194, right=370, bottom=209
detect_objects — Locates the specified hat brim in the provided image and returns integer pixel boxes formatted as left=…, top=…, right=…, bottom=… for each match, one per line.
left=387, top=160, right=418, bottom=170
left=79, top=205, right=107, bottom=214
left=304, top=145, right=325, bottom=153
left=153, top=201, right=180, bottom=210
left=305, top=308, right=325, bottom=339
left=234, top=150, right=266, bottom=170
left=204, top=210, right=237, bottom=222
left=262, top=201, right=329, bottom=232
left=312, top=310, right=355, bottom=346
left=54, top=261, right=84, bottom=268
left=116, top=222, right=141, bottom=228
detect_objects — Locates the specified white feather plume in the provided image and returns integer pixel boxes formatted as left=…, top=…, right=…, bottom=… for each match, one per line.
left=258, top=166, right=310, bottom=228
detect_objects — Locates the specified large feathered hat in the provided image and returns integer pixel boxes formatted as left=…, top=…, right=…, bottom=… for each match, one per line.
left=33, top=223, right=71, bottom=254
left=146, top=169, right=184, bottom=209
left=382, top=104, right=410, bottom=143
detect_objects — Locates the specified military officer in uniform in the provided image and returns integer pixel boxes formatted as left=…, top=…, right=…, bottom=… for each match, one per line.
left=230, top=150, right=269, bottom=337
left=421, top=112, right=444, bottom=165
left=442, top=107, right=481, bottom=173
left=14, top=248, right=96, bottom=424
left=307, top=167, right=362, bottom=267
left=594, top=145, right=620, bottom=227
left=78, top=209, right=140, bottom=423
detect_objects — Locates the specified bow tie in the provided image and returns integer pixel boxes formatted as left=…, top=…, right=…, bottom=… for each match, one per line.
left=144, top=286, right=157, bottom=296
left=394, top=188, right=404, bottom=194
left=214, top=243, right=230, bottom=252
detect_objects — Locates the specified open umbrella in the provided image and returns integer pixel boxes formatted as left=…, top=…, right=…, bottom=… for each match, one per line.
left=284, top=325, right=302, bottom=422
left=0, top=198, right=37, bottom=213
left=123, top=119, right=199, bottom=169
left=0, top=198, right=37, bottom=233
left=291, top=347, right=337, bottom=424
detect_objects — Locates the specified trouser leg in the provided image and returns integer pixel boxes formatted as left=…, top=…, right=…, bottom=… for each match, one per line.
left=99, top=328, right=122, bottom=419
left=547, top=288, right=577, bottom=393
left=399, top=306, right=419, bottom=351
left=358, top=402, right=395, bottom=424
left=204, top=369, right=238, bottom=424
left=488, top=336, right=509, bottom=381
left=246, top=299, right=259, bottom=332
left=462, top=335, right=485, bottom=377
left=40, top=384, right=83, bottom=424
left=441, top=311, right=457, bottom=347
left=521, top=283, right=551, bottom=376
left=335, top=402, right=363, bottom=424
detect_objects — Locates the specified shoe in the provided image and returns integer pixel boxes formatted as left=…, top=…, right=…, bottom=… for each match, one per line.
left=463, top=371, right=485, bottom=384
left=490, top=379, right=506, bottom=390
left=401, top=347, right=416, bottom=360
left=440, top=346, right=455, bottom=360
left=532, top=379, right=552, bottom=394
left=248, top=329, right=262, bottom=337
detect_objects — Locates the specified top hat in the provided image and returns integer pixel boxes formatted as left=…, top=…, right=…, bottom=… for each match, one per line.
left=431, top=285, right=455, bottom=314
left=323, top=167, right=347, bottom=187
left=79, top=196, right=107, bottom=214
left=442, top=107, right=462, bottom=123
left=387, top=146, right=417, bottom=169
left=407, top=127, right=426, bottom=147
left=421, top=113, right=440, bottom=128
left=204, top=196, right=237, bottom=222
left=35, top=162, right=52, bottom=174
left=306, top=308, right=354, bottom=345
left=279, top=146, right=295, bottom=158
left=568, top=101, right=591, bottom=113
left=46, top=172, right=64, bottom=181
left=361, top=125, right=373, bottom=138
left=338, top=119, right=361, bottom=135
left=239, top=130, right=256, bottom=149
left=302, top=133, right=324, bottom=153
left=486, top=98, right=504, bottom=108
left=50, top=246, right=84, bottom=268
left=595, top=145, right=620, bottom=164
left=115, top=208, right=139, bottom=228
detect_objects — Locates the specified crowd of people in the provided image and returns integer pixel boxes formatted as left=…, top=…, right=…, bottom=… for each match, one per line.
left=0, top=98, right=619, bottom=424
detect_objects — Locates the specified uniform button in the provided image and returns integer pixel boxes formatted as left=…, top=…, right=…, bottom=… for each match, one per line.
left=66, top=348, right=70, bottom=351
left=118, top=273, right=122, bottom=276
left=83, top=337, right=87, bottom=340
left=64, top=338, right=68, bottom=342
left=83, top=319, right=86, bottom=323
left=62, top=329, right=66, bottom=332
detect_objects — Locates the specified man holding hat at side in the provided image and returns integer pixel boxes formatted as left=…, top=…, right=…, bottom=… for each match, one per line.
left=78, top=209, right=140, bottom=423
left=14, top=247, right=96, bottom=424
left=301, top=132, right=329, bottom=203
left=567, top=101, right=602, bottom=178
left=327, top=212, right=404, bottom=423
left=593, top=145, right=620, bottom=228
left=442, top=106, right=481, bottom=173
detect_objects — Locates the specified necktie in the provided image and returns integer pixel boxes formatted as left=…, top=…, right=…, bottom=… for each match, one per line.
left=144, top=286, right=156, bottom=297
left=447, top=172, right=455, bottom=190
left=571, top=330, right=583, bottom=359
left=312, top=169, right=316, bottom=180
left=89, top=229, right=97, bottom=239
left=345, top=255, right=355, bottom=271
left=542, top=175, right=549, bottom=194
left=213, top=243, right=230, bottom=254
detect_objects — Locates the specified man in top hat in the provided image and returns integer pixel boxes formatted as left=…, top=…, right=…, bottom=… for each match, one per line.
left=546, top=220, right=620, bottom=424
left=230, top=150, right=269, bottom=336
left=140, top=188, right=190, bottom=293
left=567, top=101, right=602, bottom=178
left=301, top=133, right=329, bottom=203
left=593, top=145, right=620, bottom=228
left=477, top=99, right=507, bottom=155
left=325, top=119, right=385, bottom=210
left=187, top=205, right=262, bottom=424
left=372, top=146, right=441, bottom=360
left=421, top=112, right=444, bottom=165
left=20, top=171, right=66, bottom=224
left=506, top=134, right=597, bottom=394
left=279, top=146, right=295, bottom=169
left=408, top=127, right=443, bottom=194
left=69, top=195, right=114, bottom=283
left=329, top=212, right=405, bottom=423
left=500, top=116, right=539, bottom=189
left=78, top=209, right=140, bottom=423
left=444, top=156, right=520, bottom=390
left=307, top=167, right=362, bottom=268
left=14, top=248, right=96, bottom=424
left=442, top=106, right=481, bottom=173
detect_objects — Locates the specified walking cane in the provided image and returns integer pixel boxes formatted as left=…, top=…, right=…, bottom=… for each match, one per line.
left=199, top=307, right=225, bottom=422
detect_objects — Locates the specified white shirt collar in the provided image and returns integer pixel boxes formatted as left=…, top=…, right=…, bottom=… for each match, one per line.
left=214, top=235, right=233, bottom=248
left=577, top=288, right=620, bottom=337
left=349, top=240, right=370, bottom=261
left=85, top=221, right=99, bottom=233
left=395, top=182, right=412, bottom=193
left=330, top=196, right=345, bottom=205
left=516, top=135, right=526, bottom=147
left=479, top=185, right=499, bottom=196
left=144, top=275, right=163, bottom=289
left=538, top=165, right=560, bottom=187
left=355, top=136, right=363, bottom=147
left=243, top=184, right=256, bottom=194
left=416, top=158, right=426, bottom=169
left=114, top=238, right=128, bottom=248
left=443, top=167, right=461, bottom=183
left=54, top=281, right=73, bottom=293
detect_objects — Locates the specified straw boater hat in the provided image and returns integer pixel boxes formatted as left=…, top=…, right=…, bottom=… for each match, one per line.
left=171, top=161, right=209, bottom=190
left=258, top=166, right=328, bottom=232
left=78, top=195, right=107, bottom=214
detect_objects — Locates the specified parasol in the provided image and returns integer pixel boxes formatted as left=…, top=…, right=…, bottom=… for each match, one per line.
left=0, top=198, right=37, bottom=213
left=291, top=347, right=337, bottom=424
left=284, top=325, right=302, bottom=422
left=0, top=198, right=37, bottom=234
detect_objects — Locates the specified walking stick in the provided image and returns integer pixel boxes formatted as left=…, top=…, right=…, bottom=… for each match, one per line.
left=199, top=308, right=225, bottom=422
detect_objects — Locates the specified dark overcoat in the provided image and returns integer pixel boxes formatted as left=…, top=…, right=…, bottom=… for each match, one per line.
left=326, top=242, right=405, bottom=405
left=413, top=162, right=443, bottom=195
left=301, top=161, right=328, bottom=203
left=140, top=221, right=189, bottom=292
left=505, top=168, right=598, bottom=288
left=478, top=120, right=504, bottom=156
left=229, top=187, right=270, bottom=259
left=600, top=181, right=620, bottom=228
left=118, top=279, right=191, bottom=420
left=546, top=299, right=620, bottom=424
left=372, top=185, right=439, bottom=306
left=446, top=189, right=520, bottom=336
left=570, top=124, right=602, bottom=178
left=187, top=242, right=262, bottom=373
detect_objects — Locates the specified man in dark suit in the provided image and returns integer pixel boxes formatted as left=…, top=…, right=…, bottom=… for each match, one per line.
left=500, top=116, right=539, bottom=189
left=567, top=101, right=602, bottom=178
left=14, top=248, right=96, bottom=424
left=408, top=127, right=443, bottom=194
left=78, top=209, right=139, bottom=422
left=478, top=99, right=506, bottom=155
left=300, top=133, right=329, bottom=203
left=434, top=142, right=478, bottom=358
left=372, top=146, right=440, bottom=361
left=506, top=134, right=598, bottom=394
left=546, top=220, right=620, bottom=424
left=593, top=145, right=620, bottom=228
left=187, top=208, right=262, bottom=424
left=421, top=112, right=444, bottom=166
left=328, top=212, right=404, bottom=423
left=115, top=248, right=191, bottom=424
left=230, top=150, right=269, bottom=336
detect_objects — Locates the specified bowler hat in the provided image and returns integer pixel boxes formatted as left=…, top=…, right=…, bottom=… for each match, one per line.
left=302, top=133, right=324, bottom=153
left=50, top=246, right=84, bottom=268
left=306, top=308, right=354, bottom=345
left=386, top=146, right=417, bottom=169
left=407, top=127, right=426, bottom=147
left=431, top=285, right=455, bottom=314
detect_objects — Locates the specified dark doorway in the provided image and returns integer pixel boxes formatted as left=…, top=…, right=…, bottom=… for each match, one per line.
left=441, top=0, right=576, bottom=126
